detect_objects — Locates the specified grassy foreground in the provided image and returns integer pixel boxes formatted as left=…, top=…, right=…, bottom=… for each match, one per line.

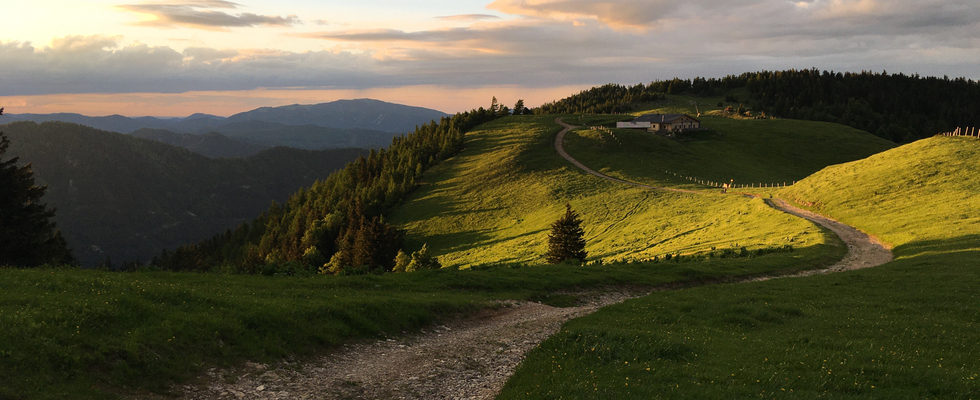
left=498, top=136, right=980, bottom=399
left=1, top=248, right=848, bottom=399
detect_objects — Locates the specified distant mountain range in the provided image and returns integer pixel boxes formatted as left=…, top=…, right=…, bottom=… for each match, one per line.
left=7, top=99, right=449, bottom=157
left=1, top=121, right=371, bottom=267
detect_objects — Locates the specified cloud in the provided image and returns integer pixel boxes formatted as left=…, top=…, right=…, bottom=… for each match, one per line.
left=487, top=0, right=689, bottom=29
left=0, top=36, right=383, bottom=96
left=436, top=14, right=502, bottom=22
left=117, top=1, right=299, bottom=30
left=3, top=0, right=979, bottom=103
left=299, top=28, right=484, bottom=43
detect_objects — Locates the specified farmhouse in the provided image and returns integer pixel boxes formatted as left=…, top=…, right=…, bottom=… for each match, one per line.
left=616, top=114, right=700, bottom=132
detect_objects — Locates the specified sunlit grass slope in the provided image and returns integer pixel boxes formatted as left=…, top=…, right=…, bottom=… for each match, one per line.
left=780, top=135, right=980, bottom=252
left=499, top=136, right=980, bottom=399
left=389, top=115, right=836, bottom=269
left=563, top=115, right=895, bottom=189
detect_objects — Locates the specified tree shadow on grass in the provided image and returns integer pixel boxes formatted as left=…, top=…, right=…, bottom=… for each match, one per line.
left=892, top=234, right=980, bottom=260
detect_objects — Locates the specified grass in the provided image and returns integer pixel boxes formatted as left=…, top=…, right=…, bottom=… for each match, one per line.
left=779, top=135, right=980, bottom=250
left=1, top=249, right=845, bottom=399
left=562, top=114, right=895, bottom=189
left=388, top=115, right=840, bottom=268
left=498, top=135, right=980, bottom=399
left=1, top=111, right=897, bottom=399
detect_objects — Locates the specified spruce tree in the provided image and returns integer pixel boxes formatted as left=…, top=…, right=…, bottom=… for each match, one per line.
left=545, top=203, right=587, bottom=264
left=0, top=108, right=74, bottom=266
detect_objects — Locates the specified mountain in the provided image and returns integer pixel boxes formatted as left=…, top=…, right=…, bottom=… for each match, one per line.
left=5, top=99, right=448, bottom=135
left=226, top=99, right=449, bottom=133
left=1, top=121, right=370, bottom=267
left=211, top=121, right=400, bottom=150
left=130, top=129, right=270, bottom=158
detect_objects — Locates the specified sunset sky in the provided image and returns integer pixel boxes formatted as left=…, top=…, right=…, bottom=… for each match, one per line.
left=1, top=0, right=977, bottom=116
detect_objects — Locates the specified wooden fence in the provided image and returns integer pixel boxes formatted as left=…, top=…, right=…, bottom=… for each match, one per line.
left=590, top=126, right=621, bottom=145
left=663, top=170, right=795, bottom=189
left=940, top=127, right=978, bottom=137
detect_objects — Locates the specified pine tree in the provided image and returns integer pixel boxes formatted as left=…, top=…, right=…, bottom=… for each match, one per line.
left=0, top=108, right=74, bottom=266
left=545, top=203, right=587, bottom=264
left=513, top=99, right=525, bottom=115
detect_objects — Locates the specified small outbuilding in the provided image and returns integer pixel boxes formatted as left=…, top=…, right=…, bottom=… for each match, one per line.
left=616, top=114, right=700, bottom=132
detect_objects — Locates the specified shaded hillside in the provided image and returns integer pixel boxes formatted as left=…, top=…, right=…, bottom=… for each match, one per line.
left=227, top=98, right=449, bottom=133
left=1, top=121, right=368, bottom=267
left=3, top=112, right=226, bottom=134
left=211, top=121, right=398, bottom=150
left=130, top=129, right=269, bottom=158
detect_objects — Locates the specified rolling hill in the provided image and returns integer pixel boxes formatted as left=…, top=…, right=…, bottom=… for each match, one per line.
left=129, top=129, right=269, bottom=158
left=226, top=98, right=449, bottom=133
left=7, top=99, right=449, bottom=157
left=499, top=135, right=980, bottom=398
left=0, top=103, right=930, bottom=399
left=1, top=121, right=369, bottom=267
left=5, top=99, right=448, bottom=135
left=388, top=109, right=893, bottom=268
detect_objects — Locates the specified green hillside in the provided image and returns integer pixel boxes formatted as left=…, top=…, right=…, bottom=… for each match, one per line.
left=499, top=136, right=980, bottom=399
left=563, top=115, right=895, bottom=188
left=779, top=135, right=980, bottom=250
left=0, top=113, right=870, bottom=399
left=1, top=121, right=368, bottom=266
left=390, top=114, right=889, bottom=268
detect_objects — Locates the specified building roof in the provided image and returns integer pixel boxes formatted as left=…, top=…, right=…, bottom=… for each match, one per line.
left=632, top=113, right=699, bottom=123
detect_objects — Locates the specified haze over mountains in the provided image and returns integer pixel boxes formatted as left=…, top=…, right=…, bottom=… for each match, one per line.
left=7, top=99, right=449, bottom=157
left=0, top=98, right=449, bottom=266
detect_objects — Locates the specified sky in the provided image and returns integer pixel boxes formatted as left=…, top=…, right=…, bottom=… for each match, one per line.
left=1, top=0, right=978, bottom=117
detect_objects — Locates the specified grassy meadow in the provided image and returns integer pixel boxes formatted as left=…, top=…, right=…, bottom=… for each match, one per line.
left=2, top=108, right=910, bottom=399
left=389, top=115, right=847, bottom=269
left=498, top=136, right=980, bottom=399
left=562, top=113, right=895, bottom=189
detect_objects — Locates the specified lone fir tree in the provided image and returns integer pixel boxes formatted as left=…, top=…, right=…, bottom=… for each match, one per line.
left=545, top=203, right=587, bottom=264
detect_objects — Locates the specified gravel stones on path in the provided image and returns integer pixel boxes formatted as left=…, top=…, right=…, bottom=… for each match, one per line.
left=179, top=293, right=639, bottom=400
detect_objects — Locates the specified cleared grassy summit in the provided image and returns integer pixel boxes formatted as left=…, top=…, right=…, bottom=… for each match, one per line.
left=388, top=115, right=835, bottom=269
left=500, top=136, right=980, bottom=399
left=562, top=112, right=895, bottom=189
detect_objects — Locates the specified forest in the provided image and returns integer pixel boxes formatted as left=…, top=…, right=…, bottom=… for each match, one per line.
left=152, top=103, right=507, bottom=274
left=535, top=69, right=980, bottom=143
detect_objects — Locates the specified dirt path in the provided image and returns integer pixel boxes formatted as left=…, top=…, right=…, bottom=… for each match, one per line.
left=175, top=293, right=643, bottom=400
left=553, top=119, right=699, bottom=194
left=761, top=198, right=893, bottom=276
left=172, top=118, right=892, bottom=400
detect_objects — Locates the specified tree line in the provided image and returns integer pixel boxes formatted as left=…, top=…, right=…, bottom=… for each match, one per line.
left=152, top=104, right=507, bottom=274
left=533, top=84, right=666, bottom=115
left=530, top=70, right=980, bottom=143
left=742, top=69, right=980, bottom=142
